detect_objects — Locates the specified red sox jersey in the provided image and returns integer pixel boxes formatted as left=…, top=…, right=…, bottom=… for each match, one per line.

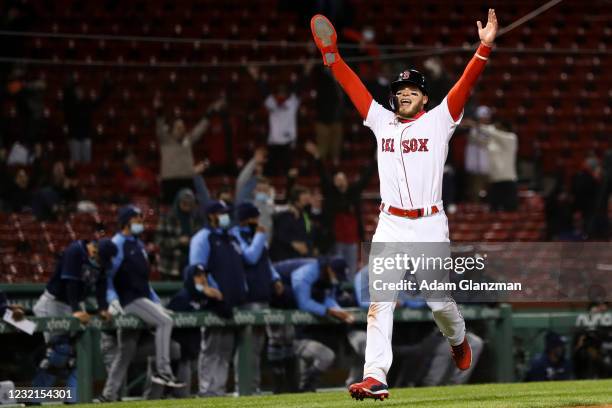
left=325, top=42, right=492, bottom=212
left=365, top=97, right=461, bottom=210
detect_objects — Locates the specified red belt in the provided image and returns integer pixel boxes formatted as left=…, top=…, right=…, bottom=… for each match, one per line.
left=379, top=203, right=439, bottom=219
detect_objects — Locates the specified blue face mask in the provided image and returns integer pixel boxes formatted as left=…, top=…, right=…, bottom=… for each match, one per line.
left=195, top=283, right=205, bottom=293
left=130, top=223, right=145, bottom=235
left=255, top=192, right=269, bottom=203
left=218, top=214, right=231, bottom=229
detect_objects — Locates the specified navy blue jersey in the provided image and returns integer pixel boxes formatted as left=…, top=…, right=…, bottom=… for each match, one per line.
left=189, top=227, right=247, bottom=317
left=46, top=240, right=107, bottom=311
left=107, top=233, right=160, bottom=308
left=229, top=226, right=280, bottom=303
left=167, top=264, right=210, bottom=360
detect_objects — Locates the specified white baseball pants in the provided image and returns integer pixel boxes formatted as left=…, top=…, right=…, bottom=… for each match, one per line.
left=363, top=210, right=466, bottom=384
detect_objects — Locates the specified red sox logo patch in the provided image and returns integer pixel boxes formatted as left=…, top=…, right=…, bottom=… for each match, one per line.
left=382, top=138, right=429, bottom=153
left=382, top=138, right=395, bottom=152
left=402, top=138, right=429, bottom=153
left=400, top=71, right=411, bottom=80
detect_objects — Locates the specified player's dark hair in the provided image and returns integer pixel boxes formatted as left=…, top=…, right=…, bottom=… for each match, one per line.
left=289, top=185, right=309, bottom=204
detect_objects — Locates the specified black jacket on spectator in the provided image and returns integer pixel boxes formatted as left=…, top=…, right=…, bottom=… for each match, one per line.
left=63, top=80, right=111, bottom=141
left=270, top=209, right=314, bottom=261
left=6, top=180, right=32, bottom=212
left=316, top=157, right=375, bottom=243
left=572, top=169, right=609, bottom=239
left=312, top=66, right=344, bottom=123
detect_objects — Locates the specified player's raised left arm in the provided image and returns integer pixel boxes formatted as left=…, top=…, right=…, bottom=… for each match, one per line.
left=447, top=9, right=498, bottom=121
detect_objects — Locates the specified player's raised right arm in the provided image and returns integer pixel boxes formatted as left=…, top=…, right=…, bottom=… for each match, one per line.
left=310, top=15, right=373, bottom=120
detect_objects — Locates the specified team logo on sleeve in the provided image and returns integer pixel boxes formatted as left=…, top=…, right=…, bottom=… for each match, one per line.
left=402, top=138, right=429, bottom=153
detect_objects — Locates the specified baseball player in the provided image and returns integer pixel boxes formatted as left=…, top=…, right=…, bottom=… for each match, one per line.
left=31, top=238, right=116, bottom=403
left=269, top=257, right=348, bottom=393
left=101, top=206, right=184, bottom=403
left=310, top=9, right=498, bottom=400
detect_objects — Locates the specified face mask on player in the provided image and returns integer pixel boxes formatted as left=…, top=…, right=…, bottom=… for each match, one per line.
left=218, top=214, right=231, bottom=229
left=130, top=223, right=144, bottom=235
left=255, top=192, right=270, bottom=203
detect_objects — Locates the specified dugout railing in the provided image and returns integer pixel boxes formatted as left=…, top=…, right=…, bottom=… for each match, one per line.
left=0, top=285, right=514, bottom=404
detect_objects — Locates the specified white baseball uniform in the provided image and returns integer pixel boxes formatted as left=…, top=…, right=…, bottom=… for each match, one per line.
left=363, top=97, right=466, bottom=384
left=311, top=19, right=493, bottom=383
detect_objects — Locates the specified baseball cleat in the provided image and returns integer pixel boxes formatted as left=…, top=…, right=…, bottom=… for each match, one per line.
left=451, top=337, right=473, bottom=371
left=151, top=372, right=186, bottom=388
left=348, top=377, right=389, bottom=401
left=310, top=14, right=338, bottom=66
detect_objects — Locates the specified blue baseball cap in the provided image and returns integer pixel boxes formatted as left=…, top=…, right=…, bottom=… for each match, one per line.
left=205, top=200, right=230, bottom=215
left=118, top=205, right=142, bottom=227
left=236, top=202, right=260, bottom=222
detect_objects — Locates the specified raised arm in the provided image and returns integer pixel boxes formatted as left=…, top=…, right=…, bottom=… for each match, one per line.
left=447, top=9, right=498, bottom=121
left=236, top=148, right=265, bottom=201
left=187, top=115, right=209, bottom=144
left=310, top=15, right=373, bottom=119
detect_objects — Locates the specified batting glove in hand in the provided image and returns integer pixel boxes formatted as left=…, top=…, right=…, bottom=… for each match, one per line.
left=310, top=14, right=339, bottom=66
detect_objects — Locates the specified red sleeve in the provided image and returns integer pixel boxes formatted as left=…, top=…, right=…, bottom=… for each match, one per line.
left=447, top=43, right=492, bottom=121
left=330, top=59, right=373, bottom=120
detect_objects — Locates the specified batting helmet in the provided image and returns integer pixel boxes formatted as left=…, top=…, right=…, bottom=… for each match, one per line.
left=389, top=69, right=428, bottom=112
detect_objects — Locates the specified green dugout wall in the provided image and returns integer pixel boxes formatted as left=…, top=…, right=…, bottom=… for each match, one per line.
left=1, top=283, right=609, bottom=403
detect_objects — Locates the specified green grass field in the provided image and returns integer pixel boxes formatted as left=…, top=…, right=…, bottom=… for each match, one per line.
left=71, top=380, right=612, bottom=408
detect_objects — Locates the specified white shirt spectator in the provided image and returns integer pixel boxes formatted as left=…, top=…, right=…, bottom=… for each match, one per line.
left=480, top=124, right=518, bottom=183
left=7, top=141, right=30, bottom=165
left=465, top=127, right=490, bottom=175
left=264, top=94, right=299, bottom=146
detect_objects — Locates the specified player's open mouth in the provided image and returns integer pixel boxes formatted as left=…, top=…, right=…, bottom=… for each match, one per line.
left=400, top=99, right=411, bottom=105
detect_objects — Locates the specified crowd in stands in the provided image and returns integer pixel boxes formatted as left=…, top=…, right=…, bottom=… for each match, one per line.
left=0, top=0, right=611, bottom=400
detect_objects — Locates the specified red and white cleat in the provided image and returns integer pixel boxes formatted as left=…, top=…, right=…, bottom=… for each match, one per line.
left=348, top=377, right=389, bottom=401
left=310, top=14, right=339, bottom=66
left=451, top=337, right=473, bottom=371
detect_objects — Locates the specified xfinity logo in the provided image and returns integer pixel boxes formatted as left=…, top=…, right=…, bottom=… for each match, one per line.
left=204, top=314, right=226, bottom=327
left=173, top=314, right=198, bottom=327
left=114, top=315, right=142, bottom=328
left=233, top=311, right=256, bottom=325
left=576, top=313, right=612, bottom=327
left=46, top=318, right=72, bottom=331
left=290, top=311, right=315, bottom=325
left=263, top=312, right=286, bottom=325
